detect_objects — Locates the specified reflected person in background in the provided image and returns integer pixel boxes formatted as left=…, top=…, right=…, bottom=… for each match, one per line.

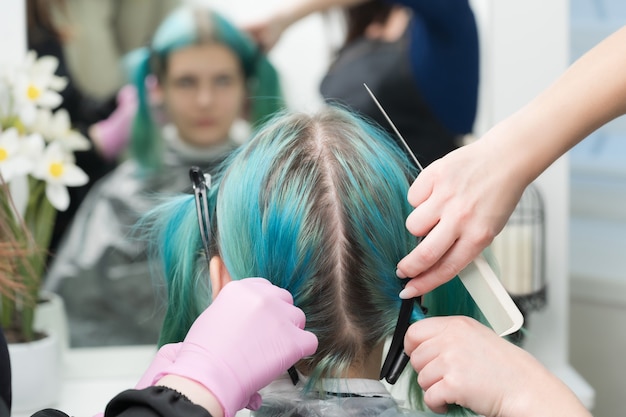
left=244, top=0, right=479, bottom=166
left=26, top=0, right=135, bottom=262
left=44, top=5, right=284, bottom=347
left=59, top=0, right=179, bottom=99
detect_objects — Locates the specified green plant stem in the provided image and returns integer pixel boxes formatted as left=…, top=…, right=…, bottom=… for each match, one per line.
left=1, top=178, right=58, bottom=342
left=19, top=179, right=57, bottom=341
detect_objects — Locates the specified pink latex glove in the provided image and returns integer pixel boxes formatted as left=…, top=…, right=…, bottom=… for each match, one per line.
left=135, top=343, right=182, bottom=389
left=153, top=278, right=318, bottom=417
left=91, top=84, right=137, bottom=161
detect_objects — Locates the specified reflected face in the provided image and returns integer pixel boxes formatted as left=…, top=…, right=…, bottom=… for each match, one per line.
left=160, top=43, right=246, bottom=147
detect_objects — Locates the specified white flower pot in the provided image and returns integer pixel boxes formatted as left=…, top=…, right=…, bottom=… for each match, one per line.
left=8, top=332, right=61, bottom=412
left=34, top=291, right=70, bottom=350
left=7, top=292, right=67, bottom=413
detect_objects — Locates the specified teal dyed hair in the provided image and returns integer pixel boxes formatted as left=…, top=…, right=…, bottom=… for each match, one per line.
left=146, top=106, right=485, bottom=415
left=125, top=5, right=283, bottom=172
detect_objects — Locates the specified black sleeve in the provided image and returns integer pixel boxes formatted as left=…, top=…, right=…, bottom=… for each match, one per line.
left=29, top=387, right=213, bottom=417
left=0, top=327, right=11, bottom=415
left=105, top=386, right=214, bottom=417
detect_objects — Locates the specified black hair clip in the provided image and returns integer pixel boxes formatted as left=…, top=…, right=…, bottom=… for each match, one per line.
left=190, top=166, right=212, bottom=269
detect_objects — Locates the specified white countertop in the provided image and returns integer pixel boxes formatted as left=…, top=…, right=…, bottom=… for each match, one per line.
left=14, top=343, right=594, bottom=417
left=14, top=345, right=157, bottom=417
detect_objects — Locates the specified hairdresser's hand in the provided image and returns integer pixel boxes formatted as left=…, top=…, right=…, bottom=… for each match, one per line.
left=241, top=14, right=290, bottom=52
left=90, top=84, right=137, bottom=161
left=155, top=278, right=318, bottom=417
left=396, top=137, right=525, bottom=298
left=405, top=316, right=591, bottom=417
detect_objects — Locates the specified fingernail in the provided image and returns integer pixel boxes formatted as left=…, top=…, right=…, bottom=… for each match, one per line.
left=399, top=287, right=418, bottom=299
left=396, top=268, right=407, bottom=278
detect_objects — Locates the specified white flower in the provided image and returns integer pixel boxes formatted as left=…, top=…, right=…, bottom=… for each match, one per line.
left=2, top=131, right=46, bottom=216
left=31, top=142, right=88, bottom=211
left=0, top=127, right=34, bottom=182
left=12, top=52, right=67, bottom=126
left=33, top=108, right=91, bottom=152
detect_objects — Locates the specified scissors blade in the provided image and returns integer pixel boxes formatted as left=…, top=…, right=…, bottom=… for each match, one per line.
left=363, top=83, right=424, bottom=172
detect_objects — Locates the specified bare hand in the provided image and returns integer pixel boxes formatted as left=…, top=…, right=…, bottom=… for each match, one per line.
left=241, top=16, right=290, bottom=52
left=404, top=316, right=591, bottom=417
left=396, top=138, right=524, bottom=298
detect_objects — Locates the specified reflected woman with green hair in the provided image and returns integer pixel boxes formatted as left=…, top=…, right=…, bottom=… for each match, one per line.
left=146, top=106, right=487, bottom=416
left=45, top=5, right=284, bottom=347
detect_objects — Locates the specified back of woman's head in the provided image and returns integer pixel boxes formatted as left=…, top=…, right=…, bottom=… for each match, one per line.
left=126, top=5, right=283, bottom=172
left=152, top=106, right=418, bottom=364
left=147, top=106, right=484, bottom=411
left=215, top=107, right=420, bottom=376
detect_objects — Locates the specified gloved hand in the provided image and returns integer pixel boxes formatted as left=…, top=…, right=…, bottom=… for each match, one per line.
left=153, top=278, right=318, bottom=417
left=135, top=343, right=182, bottom=390
left=90, top=84, right=137, bottom=161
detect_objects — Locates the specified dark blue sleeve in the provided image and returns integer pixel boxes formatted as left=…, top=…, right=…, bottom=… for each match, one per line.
left=386, top=0, right=479, bottom=135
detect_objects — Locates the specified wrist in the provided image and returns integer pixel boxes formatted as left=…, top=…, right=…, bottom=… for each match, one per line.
left=503, top=356, right=592, bottom=417
left=156, top=347, right=247, bottom=417
left=156, top=375, right=224, bottom=417
left=480, top=116, right=544, bottom=193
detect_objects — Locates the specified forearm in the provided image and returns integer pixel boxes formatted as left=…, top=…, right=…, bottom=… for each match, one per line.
left=276, top=0, right=366, bottom=28
left=510, top=361, right=592, bottom=417
left=483, top=25, right=626, bottom=189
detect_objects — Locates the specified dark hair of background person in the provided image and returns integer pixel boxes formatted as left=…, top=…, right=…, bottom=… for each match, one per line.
left=26, top=0, right=119, bottom=265
left=344, top=0, right=393, bottom=46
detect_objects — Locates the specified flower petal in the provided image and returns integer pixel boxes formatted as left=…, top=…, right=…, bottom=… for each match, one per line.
left=0, top=157, right=33, bottom=182
left=49, top=75, right=68, bottom=92
left=0, top=127, right=20, bottom=151
left=61, top=164, right=89, bottom=186
left=33, top=56, right=59, bottom=78
left=37, top=91, right=63, bottom=109
left=46, top=182, right=69, bottom=211
left=32, top=108, right=54, bottom=138
left=50, top=108, right=71, bottom=136
left=8, top=175, right=29, bottom=217
left=61, top=130, right=91, bottom=151
left=18, top=103, right=37, bottom=127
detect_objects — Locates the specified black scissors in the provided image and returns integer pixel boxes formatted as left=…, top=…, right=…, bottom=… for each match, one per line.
left=363, top=84, right=428, bottom=385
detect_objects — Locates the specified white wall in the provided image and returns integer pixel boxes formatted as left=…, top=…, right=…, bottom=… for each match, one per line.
left=0, top=1, right=26, bottom=64
left=568, top=1, right=626, bottom=415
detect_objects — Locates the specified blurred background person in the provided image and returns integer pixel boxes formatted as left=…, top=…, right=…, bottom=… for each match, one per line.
left=26, top=0, right=138, bottom=263
left=57, top=0, right=179, bottom=99
left=244, top=0, right=479, bottom=166
left=44, top=4, right=284, bottom=347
